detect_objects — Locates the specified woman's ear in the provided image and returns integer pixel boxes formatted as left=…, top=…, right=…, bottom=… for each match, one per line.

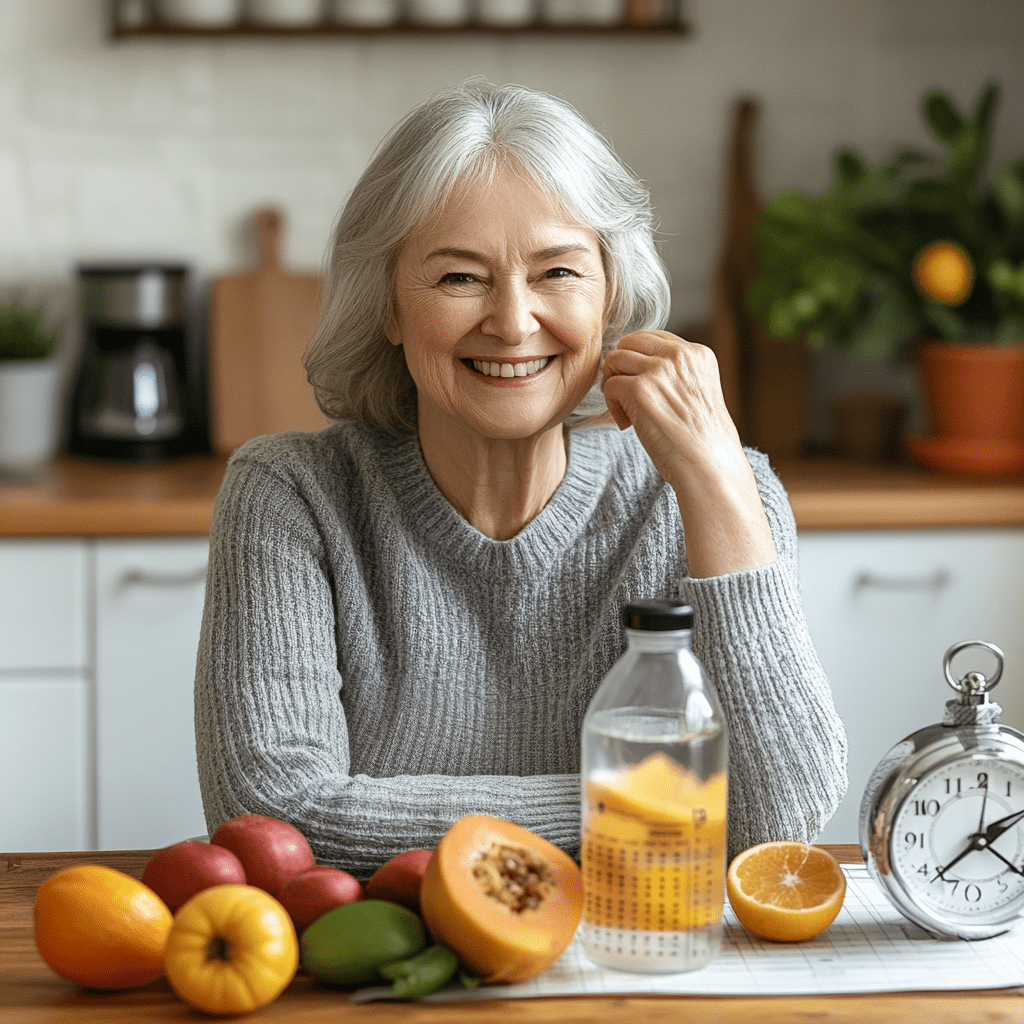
left=385, top=306, right=402, bottom=347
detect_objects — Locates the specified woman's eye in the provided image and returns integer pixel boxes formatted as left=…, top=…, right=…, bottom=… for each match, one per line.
left=440, top=272, right=477, bottom=285
left=546, top=267, right=579, bottom=279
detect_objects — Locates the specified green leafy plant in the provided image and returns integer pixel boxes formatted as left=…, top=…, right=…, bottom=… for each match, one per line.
left=747, top=81, right=1024, bottom=362
left=0, top=305, right=61, bottom=361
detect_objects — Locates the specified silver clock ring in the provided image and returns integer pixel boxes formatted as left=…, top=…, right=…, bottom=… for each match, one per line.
left=943, top=640, right=1004, bottom=694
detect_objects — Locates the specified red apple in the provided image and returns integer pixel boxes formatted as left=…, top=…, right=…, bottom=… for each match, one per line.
left=140, top=840, right=247, bottom=912
left=276, top=865, right=363, bottom=932
left=209, top=814, right=316, bottom=895
left=364, top=849, right=433, bottom=911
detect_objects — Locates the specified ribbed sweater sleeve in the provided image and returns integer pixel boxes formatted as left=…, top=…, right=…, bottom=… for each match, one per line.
left=194, top=423, right=847, bottom=877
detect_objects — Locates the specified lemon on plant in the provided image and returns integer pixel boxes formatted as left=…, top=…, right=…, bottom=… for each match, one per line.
left=912, top=240, right=975, bottom=306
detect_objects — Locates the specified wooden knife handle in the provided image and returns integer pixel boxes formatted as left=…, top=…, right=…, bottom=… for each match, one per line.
left=253, top=206, right=283, bottom=270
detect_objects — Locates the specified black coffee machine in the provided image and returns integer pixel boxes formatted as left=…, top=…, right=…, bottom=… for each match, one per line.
left=69, top=264, right=208, bottom=460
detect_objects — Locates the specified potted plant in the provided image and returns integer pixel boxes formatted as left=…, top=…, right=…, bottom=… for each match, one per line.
left=0, top=304, right=64, bottom=477
left=747, top=81, right=1024, bottom=474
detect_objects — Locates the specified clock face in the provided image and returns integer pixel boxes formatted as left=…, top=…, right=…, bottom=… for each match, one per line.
left=890, top=756, right=1024, bottom=921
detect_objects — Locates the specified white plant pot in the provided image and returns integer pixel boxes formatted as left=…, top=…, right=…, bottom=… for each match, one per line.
left=0, top=359, right=62, bottom=477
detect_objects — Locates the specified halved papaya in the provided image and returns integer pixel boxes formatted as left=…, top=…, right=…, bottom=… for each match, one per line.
left=419, top=816, right=582, bottom=984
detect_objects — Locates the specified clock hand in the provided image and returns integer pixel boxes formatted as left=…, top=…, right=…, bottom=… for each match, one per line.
left=981, top=844, right=1024, bottom=877
left=976, top=784, right=989, bottom=836
left=932, top=842, right=977, bottom=882
left=982, top=807, right=1024, bottom=845
left=931, top=804, right=1007, bottom=883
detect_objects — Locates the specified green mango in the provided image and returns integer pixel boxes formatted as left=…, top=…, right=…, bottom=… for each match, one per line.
left=300, top=899, right=427, bottom=987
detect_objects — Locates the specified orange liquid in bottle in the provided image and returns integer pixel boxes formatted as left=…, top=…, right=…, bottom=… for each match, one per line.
left=581, top=751, right=727, bottom=971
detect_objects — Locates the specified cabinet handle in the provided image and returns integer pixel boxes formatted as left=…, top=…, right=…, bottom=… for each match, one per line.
left=852, top=569, right=951, bottom=595
left=118, top=566, right=208, bottom=588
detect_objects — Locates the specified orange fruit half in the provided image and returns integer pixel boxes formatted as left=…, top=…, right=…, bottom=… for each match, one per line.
left=34, top=864, right=173, bottom=989
left=726, top=841, right=846, bottom=942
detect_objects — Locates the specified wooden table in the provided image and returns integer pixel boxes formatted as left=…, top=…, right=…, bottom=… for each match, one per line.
left=3, top=846, right=1023, bottom=1023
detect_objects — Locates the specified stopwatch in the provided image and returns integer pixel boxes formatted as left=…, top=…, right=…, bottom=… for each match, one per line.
left=860, top=640, right=1024, bottom=939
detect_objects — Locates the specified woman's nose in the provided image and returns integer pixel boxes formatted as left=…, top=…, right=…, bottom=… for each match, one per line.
left=481, top=279, right=538, bottom=345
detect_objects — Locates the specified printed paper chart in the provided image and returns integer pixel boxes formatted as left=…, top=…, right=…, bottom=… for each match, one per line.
left=420, top=865, right=1024, bottom=1001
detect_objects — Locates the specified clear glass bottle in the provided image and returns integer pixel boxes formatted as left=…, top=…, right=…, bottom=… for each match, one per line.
left=580, top=600, right=728, bottom=973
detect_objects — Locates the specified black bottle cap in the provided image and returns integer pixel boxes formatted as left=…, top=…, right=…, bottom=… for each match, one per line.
left=622, top=600, right=694, bottom=631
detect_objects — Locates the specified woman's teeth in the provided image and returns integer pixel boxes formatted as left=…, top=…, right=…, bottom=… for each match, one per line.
left=470, top=357, right=552, bottom=378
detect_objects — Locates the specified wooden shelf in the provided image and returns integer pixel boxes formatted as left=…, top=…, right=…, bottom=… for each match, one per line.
left=110, top=19, right=689, bottom=39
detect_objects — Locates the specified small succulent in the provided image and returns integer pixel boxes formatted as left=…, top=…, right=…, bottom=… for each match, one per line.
left=0, top=305, right=61, bottom=361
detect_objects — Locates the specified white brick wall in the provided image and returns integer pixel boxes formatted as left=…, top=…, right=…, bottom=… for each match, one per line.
left=1, top=0, right=1023, bottom=330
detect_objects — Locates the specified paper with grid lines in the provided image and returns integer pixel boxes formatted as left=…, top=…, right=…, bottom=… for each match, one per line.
left=406, top=865, right=1024, bottom=1001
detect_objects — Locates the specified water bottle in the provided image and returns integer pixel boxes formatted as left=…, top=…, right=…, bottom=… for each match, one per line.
left=580, top=600, right=728, bottom=973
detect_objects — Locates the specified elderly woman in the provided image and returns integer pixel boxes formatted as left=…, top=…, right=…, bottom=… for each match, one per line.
left=195, top=82, right=846, bottom=878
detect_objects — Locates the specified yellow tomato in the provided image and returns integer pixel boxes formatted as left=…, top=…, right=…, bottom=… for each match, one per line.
left=164, top=883, right=298, bottom=1016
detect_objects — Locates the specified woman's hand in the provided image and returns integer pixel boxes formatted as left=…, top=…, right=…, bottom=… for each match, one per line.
left=601, top=331, right=777, bottom=578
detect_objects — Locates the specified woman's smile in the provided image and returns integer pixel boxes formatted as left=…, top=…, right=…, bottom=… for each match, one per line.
left=464, top=355, right=556, bottom=381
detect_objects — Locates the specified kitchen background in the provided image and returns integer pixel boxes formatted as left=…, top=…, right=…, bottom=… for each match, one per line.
left=3, top=0, right=1024, bottom=435
left=2, top=0, right=1024, bottom=854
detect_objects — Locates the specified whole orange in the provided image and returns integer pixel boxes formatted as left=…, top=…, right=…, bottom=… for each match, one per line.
left=34, top=864, right=173, bottom=989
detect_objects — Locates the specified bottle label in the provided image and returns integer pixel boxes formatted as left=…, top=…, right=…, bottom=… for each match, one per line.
left=581, top=753, right=727, bottom=932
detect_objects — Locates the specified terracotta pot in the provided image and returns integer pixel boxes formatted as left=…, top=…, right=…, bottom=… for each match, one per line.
left=918, top=342, right=1024, bottom=441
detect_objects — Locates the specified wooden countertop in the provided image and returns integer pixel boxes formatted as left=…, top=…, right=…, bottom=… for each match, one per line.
left=0, top=454, right=229, bottom=537
left=4, top=845, right=1023, bottom=1024
left=0, top=453, right=1023, bottom=537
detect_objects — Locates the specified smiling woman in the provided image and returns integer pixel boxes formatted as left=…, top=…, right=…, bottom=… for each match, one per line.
left=193, top=81, right=848, bottom=881
left=385, top=167, right=609, bottom=536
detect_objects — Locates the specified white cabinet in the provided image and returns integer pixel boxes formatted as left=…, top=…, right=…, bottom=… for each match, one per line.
left=799, top=529, right=1024, bottom=845
left=0, top=541, right=90, bottom=852
left=0, top=537, right=209, bottom=853
left=95, top=539, right=209, bottom=850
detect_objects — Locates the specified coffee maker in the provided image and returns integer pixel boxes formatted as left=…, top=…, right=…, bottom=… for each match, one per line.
left=69, top=264, right=207, bottom=460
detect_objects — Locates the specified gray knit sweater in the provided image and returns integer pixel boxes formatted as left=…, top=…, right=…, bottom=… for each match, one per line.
left=194, top=420, right=847, bottom=878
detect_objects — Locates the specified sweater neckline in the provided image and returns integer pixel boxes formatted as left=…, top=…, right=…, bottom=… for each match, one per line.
left=381, top=425, right=618, bottom=564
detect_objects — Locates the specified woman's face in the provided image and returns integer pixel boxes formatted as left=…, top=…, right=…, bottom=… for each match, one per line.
left=388, top=168, right=609, bottom=445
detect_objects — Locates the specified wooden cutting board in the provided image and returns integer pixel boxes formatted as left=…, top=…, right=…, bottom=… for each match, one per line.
left=709, top=97, right=808, bottom=458
left=209, top=207, right=327, bottom=454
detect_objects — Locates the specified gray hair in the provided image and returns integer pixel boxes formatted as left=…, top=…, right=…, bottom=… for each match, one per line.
left=304, top=81, right=671, bottom=434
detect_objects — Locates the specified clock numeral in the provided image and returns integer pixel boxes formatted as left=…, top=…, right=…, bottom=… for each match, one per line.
left=1007, top=781, right=1013, bottom=798
left=916, top=863, right=929, bottom=877
left=904, top=831, right=925, bottom=848
left=964, top=883, right=982, bottom=903
left=977, top=772, right=989, bottom=789
left=913, top=799, right=941, bottom=816
left=946, top=777, right=961, bottom=795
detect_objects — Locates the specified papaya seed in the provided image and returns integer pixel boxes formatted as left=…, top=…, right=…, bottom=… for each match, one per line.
left=471, top=842, right=554, bottom=913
